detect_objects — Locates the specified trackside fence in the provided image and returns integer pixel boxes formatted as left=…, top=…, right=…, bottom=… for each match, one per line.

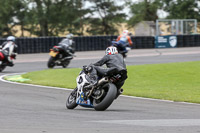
left=0, top=35, right=199, bottom=54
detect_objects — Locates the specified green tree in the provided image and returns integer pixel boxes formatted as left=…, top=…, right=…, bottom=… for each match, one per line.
left=67, top=0, right=91, bottom=35
left=0, top=0, right=25, bottom=37
left=127, top=0, right=161, bottom=27
left=22, top=0, right=90, bottom=36
left=162, top=0, right=200, bottom=20
left=86, top=0, right=126, bottom=35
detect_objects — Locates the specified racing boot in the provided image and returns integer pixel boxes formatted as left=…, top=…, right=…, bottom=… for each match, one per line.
left=7, top=61, right=14, bottom=66
left=7, top=57, right=14, bottom=66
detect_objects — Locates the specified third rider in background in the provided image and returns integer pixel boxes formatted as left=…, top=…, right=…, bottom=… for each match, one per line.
left=116, top=30, right=133, bottom=53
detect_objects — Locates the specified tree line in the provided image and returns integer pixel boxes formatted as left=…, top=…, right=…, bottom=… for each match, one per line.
left=0, top=0, right=199, bottom=37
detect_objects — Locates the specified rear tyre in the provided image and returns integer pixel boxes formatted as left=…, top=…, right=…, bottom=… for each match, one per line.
left=93, top=83, right=117, bottom=111
left=0, top=65, right=6, bottom=72
left=47, top=57, right=55, bottom=68
left=122, top=53, right=127, bottom=58
left=62, top=60, right=70, bottom=68
left=66, top=88, right=78, bottom=109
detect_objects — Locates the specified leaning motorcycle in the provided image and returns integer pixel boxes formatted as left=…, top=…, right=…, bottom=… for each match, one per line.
left=66, top=65, right=126, bottom=111
left=111, top=41, right=131, bottom=58
left=47, top=43, right=75, bottom=68
left=0, top=50, right=16, bottom=72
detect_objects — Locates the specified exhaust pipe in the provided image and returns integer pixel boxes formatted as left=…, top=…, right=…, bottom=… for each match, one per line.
left=61, top=56, right=73, bottom=61
left=119, top=88, right=123, bottom=94
left=97, top=77, right=108, bottom=86
left=115, top=88, right=124, bottom=99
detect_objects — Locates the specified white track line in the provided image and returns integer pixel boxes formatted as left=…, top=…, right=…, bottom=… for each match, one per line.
left=0, top=73, right=199, bottom=106
left=90, top=119, right=200, bottom=126
left=0, top=73, right=72, bottom=91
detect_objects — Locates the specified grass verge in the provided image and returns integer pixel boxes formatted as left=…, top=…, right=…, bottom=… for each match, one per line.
left=6, top=61, right=200, bottom=103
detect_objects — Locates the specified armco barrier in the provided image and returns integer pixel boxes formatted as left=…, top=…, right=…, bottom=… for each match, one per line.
left=0, top=35, right=199, bottom=54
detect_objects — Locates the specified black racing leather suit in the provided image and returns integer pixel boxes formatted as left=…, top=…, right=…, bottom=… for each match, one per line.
left=93, top=54, right=127, bottom=89
left=58, top=38, right=74, bottom=56
left=94, top=54, right=126, bottom=74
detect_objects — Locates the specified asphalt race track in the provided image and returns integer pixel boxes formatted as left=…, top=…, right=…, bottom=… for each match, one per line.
left=0, top=47, right=200, bottom=133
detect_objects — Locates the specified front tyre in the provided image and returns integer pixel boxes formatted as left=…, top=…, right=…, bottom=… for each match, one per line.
left=66, top=88, right=78, bottom=109
left=93, top=83, right=117, bottom=111
left=47, top=57, right=55, bottom=68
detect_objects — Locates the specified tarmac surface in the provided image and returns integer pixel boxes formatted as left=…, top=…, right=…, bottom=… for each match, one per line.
left=0, top=47, right=200, bottom=133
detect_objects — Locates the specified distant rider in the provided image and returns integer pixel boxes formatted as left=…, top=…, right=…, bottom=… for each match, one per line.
left=0, top=36, right=18, bottom=66
left=58, top=33, right=75, bottom=57
left=116, top=30, right=133, bottom=53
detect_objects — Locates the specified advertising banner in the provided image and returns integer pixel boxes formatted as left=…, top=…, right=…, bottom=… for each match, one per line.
left=155, top=35, right=177, bottom=48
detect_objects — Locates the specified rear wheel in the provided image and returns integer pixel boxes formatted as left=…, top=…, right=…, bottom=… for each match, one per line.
left=62, top=60, right=70, bottom=68
left=122, top=53, right=127, bottom=58
left=93, top=83, right=117, bottom=111
left=0, top=65, right=6, bottom=72
left=66, top=88, right=78, bottom=109
left=47, top=57, right=56, bottom=68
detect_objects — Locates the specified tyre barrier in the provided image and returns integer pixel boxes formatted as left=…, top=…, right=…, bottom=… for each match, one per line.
left=0, top=35, right=199, bottom=54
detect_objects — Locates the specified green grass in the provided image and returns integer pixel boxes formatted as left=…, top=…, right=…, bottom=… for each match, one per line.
left=22, top=68, right=81, bottom=88
left=123, top=61, right=200, bottom=103
left=20, top=61, right=200, bottom=103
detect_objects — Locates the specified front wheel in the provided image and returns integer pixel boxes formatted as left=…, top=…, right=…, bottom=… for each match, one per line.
left=66, top=88, right=78, bottom=109
left=47, top=57, right=56, bottom=68
left=93, top=83, right=117, bottom=111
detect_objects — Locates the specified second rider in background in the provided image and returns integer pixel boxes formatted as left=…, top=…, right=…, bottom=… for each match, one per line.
left=58, top=33, right=75, bottom=56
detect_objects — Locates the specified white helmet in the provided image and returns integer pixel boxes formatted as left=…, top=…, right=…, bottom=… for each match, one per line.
left=105, top=46, right=118, bottom=55
left=66, top=33, right=73, bottom=39
left=122, top=30, right=129, bottom=36
left=7, top=36, right=15, bottom=42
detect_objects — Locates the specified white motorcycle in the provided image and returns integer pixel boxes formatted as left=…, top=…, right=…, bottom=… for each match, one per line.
left=66, top=65, right=127, bottom=111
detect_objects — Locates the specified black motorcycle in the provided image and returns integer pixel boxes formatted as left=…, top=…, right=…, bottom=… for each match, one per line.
left=66, top=65, right=127, bottom=111
left=47, top=39, right=75, bottom=68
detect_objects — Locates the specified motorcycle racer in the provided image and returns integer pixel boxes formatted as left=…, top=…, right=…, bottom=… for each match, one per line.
left=58, top=33, right=75, bottom=56
left=0, top=36, right=18, bottom=66
left=88, top=46, right=128, bottom=96
left=116, top=30, right=133, bottom=53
